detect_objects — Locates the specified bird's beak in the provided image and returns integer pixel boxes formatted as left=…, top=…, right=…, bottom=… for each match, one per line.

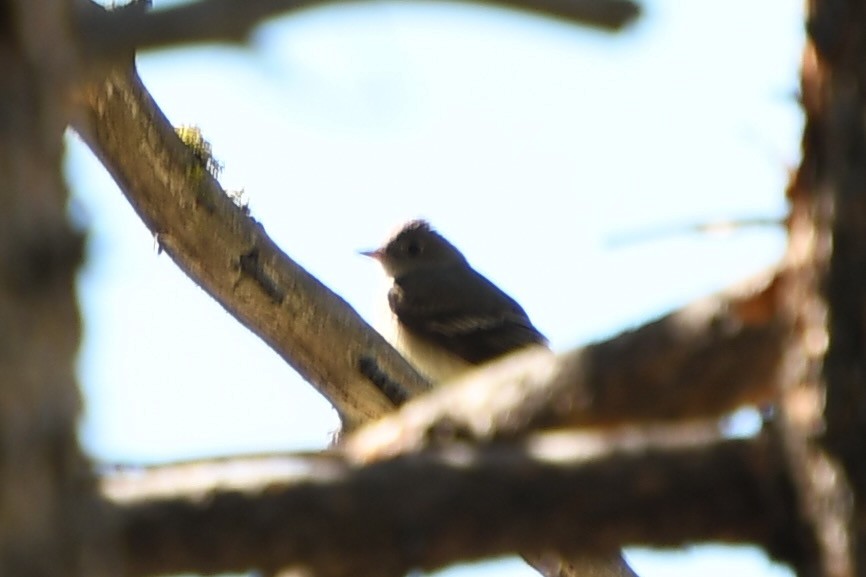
left=359, top=248, right=383, bottom=260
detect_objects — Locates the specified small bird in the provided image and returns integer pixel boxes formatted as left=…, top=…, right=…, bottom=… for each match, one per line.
left=362, top=220, right=547, bottom=382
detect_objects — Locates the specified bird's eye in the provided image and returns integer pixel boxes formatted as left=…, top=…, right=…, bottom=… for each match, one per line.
left=406, top=241, right=422, bottom=257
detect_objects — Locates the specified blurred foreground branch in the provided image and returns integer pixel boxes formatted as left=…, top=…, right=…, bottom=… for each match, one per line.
left=76, top=0, right=639, bottom=58
left=103, top=429, right=809, bottom=577
left=14, top=0, right=866, bottom=575
left=72, top=60, right=786, bottom=446
left=73, top=58, right=792, bottom=577
left=346, top=271, right=785, bottom=460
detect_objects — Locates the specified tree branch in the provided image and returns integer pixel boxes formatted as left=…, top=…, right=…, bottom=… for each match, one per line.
left=811, top=0, right=866, bottom=511
left=103, top=429, right=810, bottom=577
left=76, top=0, right=640, bottom=58
left=72, top=36, right=789, bottom=577
left=345, top=271, right=786, bottom=460
left=72, top=64, right=431, bottom=430
left=72, top=59, right=786, bottom=437
left=777, top=1, right=866, bottom=574
left=69, top=51, right=646, bottom=577
left=0, top=1, right=116, bottom=576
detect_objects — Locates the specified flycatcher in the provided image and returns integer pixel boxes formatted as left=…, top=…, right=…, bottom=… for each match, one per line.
left=362, top=220, right=547, bottom=382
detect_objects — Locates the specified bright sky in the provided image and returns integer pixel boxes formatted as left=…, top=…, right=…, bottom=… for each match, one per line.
left=67, top=1, right=803, bottom=576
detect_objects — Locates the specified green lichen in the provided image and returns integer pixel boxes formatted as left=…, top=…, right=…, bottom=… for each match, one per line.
left=175, top=125, right=223, bottom=180
left=175, top=125, right=251, bottom=214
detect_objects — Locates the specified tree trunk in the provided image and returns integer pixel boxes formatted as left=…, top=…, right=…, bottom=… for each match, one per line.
left=0, top=1, right=114, bottom=575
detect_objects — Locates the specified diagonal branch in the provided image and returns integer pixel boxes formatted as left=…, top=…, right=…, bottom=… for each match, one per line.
left=70, top=53, right=646, bottom=577
left=72, top=63, right=431, bottom=430
left=72, top=61, right=787, bottom=439
left=103, top=429, right=810, bottom=577
left=76, top=0, right=640, bottom=58
left=72, top=45, right=789, bottom=577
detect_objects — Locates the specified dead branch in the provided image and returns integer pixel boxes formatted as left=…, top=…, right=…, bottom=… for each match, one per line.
left=345, top=271, right=786, bottom=461
left=70, top=56, right=645, bottom=577
left=0, top=1, right=116, bottom=576
left=772, top=1, right=866, bottom=574
left=104, top=429, right=809, bottom=577
left=71, top=60, right=786, bottom=438
left=75, top=0, right=639, bottom=58
left=70, top=23, right=793, bottom=577
left=71, top=64, right=431, bottom=430
left=811, top=0, right=866, bottom=517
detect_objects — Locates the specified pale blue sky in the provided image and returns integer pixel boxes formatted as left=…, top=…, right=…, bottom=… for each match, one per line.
left=68, top=1, right=803, bottom=576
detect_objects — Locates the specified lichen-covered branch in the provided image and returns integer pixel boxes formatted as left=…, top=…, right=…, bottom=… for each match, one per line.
left=72, top=64, right=431, bottom=430
left=69, top=42, right=644, bottom=577
left=71, top=57, right=787, bottom=439
left=70, top=10, right=799, bottom=577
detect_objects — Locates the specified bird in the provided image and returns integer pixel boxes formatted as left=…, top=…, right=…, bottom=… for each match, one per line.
left=362, top=220, right=547, bottom=382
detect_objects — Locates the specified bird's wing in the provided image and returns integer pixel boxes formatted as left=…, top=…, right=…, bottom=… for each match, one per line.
left=390, top=267, right=547, bottom=365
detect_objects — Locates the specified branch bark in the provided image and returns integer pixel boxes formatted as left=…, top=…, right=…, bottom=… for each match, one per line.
left=0, top=1, right=115, bottom=576
left=346, top=272, right=785, bottom=460
left=104, top=430, right=809, bottom=577
left=811, top=0, right=866, bottom=519
left=72, top=64, right=431, bottom=430
left=780, top=2, right=866, bottom=574
left=76, top=0, right=640, bottom=58
left=67, top=8, right=812, bottom=577
left=72, top=59, right=789, bottom=577
left=70, top=39, right=648, bottom=577
left=71, top=59, right=785, bottom=438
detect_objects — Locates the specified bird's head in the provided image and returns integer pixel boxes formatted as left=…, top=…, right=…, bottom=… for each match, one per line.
left=361, top=220, right=467, bottom=277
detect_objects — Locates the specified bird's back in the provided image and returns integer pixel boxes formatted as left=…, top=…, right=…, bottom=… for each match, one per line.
left=389, top=263, right=547, bottom=367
